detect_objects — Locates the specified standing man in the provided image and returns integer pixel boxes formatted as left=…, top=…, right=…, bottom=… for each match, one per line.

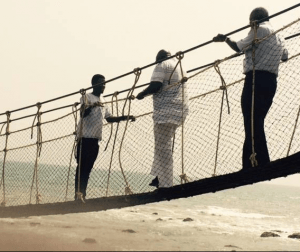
left=136, top=50, right=189, bottom=188
left=75, top=74, right=135, bottom=200
left=213, top=7, right=288, bottom=169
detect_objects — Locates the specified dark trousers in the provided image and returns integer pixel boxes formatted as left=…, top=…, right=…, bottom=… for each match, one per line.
left=75, top=138, right=99, bottom=198
left=241, top=71, right=277, bottom=169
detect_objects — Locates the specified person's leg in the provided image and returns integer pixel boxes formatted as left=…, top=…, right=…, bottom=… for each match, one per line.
left=151, top=123, right=177, bottom=188
left=241, top=75, right=253, bottom=169
left=241, top=71, right=277, bottom=169
left=253, top=71, right=277, bottom=166
left=75, top=138, right=99, bottom=199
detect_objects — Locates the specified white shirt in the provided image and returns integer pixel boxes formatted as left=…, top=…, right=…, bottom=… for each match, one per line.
left=77, top=93, right=112, bottom=140
left=151, top=58, right=189, bottom=125
left=236, top=22, right=288, bottom=76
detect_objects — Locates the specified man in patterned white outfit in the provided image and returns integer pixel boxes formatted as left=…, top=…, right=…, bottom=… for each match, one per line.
left=137, top=50, right=189, bottom=188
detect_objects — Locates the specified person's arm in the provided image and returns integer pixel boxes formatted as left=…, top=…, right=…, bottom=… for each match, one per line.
left=136, top=81, right=163, bottom=100
left=213, top=34, right=240, bottom=52
left=106, top=115, right=135, bottom=123
left=80, top=105, right=92, bottom=118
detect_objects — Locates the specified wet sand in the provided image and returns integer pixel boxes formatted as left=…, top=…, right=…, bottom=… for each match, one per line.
left=0, top=201, right=299, bottom=251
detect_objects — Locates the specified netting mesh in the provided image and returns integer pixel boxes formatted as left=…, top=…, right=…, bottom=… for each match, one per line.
left=0, top=18, right=300, bottom=207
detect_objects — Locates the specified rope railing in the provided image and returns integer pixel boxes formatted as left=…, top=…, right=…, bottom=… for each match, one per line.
left=0, top=14, right=299, bottom=208
left=0, top=3, right=299, bottom=119
left=1, top=30, right=298, bottom=127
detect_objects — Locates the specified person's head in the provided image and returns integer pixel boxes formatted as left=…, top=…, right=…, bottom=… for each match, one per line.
left=156, top=49, right=171, bottom=62
left=91, top=74, right=105, bottom=96
left=249, top=7, right=269, bottom=23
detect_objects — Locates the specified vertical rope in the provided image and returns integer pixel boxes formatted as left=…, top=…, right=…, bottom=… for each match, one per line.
left=174, top=52, right=189, bottom=184
left=65, top=103, right=79, bottom=201
left=0, top=111, right=10, bottom=207
left=29, top=103, right=43, bottom=204
left=106, top=92, right=120, bottom=197
left=250, top=21, right=259, bottom=167
left=118, top=68, right=141, bottom=195
left=287, top=105, right=300, bottom=156
left=212, top=62, right=230, bottom=176
left=76, top=89, right=87, bottom=203
left=104, top=92, right=119, bottom=152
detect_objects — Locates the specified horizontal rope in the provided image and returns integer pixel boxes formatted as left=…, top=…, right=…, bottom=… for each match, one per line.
left=0, top=3, right=298, bottom=118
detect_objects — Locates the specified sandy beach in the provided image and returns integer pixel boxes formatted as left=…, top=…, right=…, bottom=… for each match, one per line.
left=1, top=195, right=300, bottom=251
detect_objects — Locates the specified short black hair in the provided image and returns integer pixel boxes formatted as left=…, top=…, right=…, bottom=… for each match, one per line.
left=156, top=49, right=171, bottom=62
left=250, top=7, right=269, bottom=22
left=91, top=74, right=105, bottom=86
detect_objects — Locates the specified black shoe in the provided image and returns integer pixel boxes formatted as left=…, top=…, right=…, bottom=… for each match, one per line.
left=149, top=176, right=159, bottom=188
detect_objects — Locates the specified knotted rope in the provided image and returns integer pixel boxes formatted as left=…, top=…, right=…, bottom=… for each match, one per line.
left=30, top=103, right=43, bottom=204
left=166, top=52, right=189, bottom=184
left=212, top=61, right=231, bottom=176
left=65, top=103, right=80, bottom=201
left=75, top=89, right=87, bottom=203
left=104, top=92, right=119, bottom=152
left=287, top=105, right=300, bottom=157
left=106, top=92, right=120, bottom=197
left=250, top=21, right=259, bottom=167
left=119, top=67, right=141, bottom=195
left=0, top=111, right=10, bottom=207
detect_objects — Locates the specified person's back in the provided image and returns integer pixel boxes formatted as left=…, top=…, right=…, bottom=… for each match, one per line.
left=238, top=21, right=287, bottom=76
left=152, top=58, right=189, bottom=125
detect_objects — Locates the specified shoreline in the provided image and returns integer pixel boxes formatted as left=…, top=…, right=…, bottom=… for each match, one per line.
left=1, top=200, right=299, bottom=251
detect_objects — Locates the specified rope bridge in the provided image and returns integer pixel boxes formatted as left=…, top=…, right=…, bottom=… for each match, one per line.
left=1, top=7, right=300, bottom=217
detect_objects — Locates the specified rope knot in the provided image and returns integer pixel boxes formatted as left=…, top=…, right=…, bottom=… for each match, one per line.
left=75, top=192, right=85, bottom=203
left=179, top=173, right=189, bottom=183
left=214, top=60, right=221, bottom=68
left=3, top=148, right=7, bottom=152
left=5, top=111, right=10, bottom=116
left=79, top=89, right=86, bottom=95
left=125, top=186, right=133, bottom=195
left=36, top=194, right=42, bottom=203
left=74, top=102, right=80, bottom=107
left=94, top=101, right=104, bottom=107
left=36, top=102, right=42, bottom=109
left=113, top=91, right=119, bottom=97
left=180, top=76, right=188, bottom=83
left=129, top=95, right=135, bottom=100
left=219, top=86, right=226, bottom=90
left=176, top=51, right=184, bottom=60
left=249, top=153, right=258, bottom=167
left=133, top=68, right=141, bottom=76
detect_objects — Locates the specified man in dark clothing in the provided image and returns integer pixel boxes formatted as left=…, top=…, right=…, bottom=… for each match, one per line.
left=213, top=7, right=288, bottom=169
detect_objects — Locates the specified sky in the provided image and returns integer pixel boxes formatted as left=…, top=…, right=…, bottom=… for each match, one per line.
left=0, top=0, right=299, bottom=186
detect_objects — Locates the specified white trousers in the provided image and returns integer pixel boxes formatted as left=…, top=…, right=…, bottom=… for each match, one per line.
left=151, top=123, right=178, bottom=188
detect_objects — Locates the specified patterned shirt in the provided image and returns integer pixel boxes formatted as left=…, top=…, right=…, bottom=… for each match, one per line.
left=236, top=21, right=288, bottom=76
left=77, top=93, right=112, bottom=140
left=151, top=58, right=189, bottom=125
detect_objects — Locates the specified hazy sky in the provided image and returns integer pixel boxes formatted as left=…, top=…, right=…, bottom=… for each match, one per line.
left=0, top=0, right=299, bottom=186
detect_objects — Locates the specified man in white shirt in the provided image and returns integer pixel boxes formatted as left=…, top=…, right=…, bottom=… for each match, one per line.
left=136, top=50, right=189, bottom=188
left=75, top=74, right=135, bottom=200
left=213, top=7, right=288, bottom=169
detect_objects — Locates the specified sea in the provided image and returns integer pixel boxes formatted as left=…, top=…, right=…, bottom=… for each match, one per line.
left=113, top=182, right=300, bottom=241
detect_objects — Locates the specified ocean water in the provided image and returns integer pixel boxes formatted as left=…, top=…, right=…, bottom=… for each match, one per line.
left=145, top=183, right=300, bottom=237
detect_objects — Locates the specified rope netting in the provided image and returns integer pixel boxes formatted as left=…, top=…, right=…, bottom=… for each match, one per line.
left=0, top=16, right=300, bottom=207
